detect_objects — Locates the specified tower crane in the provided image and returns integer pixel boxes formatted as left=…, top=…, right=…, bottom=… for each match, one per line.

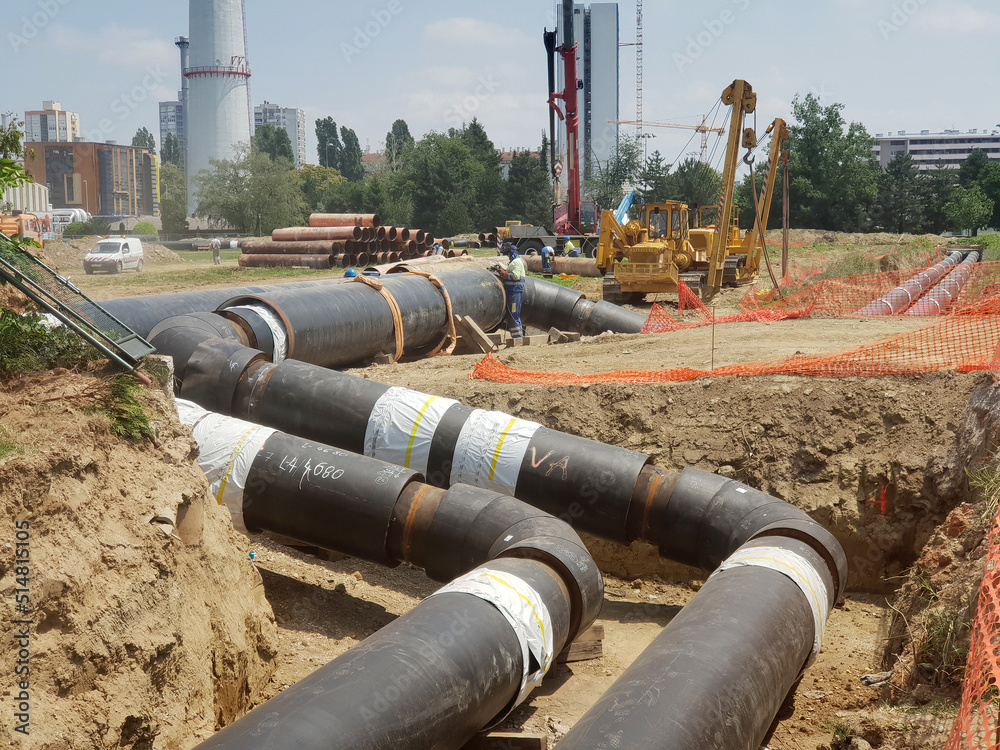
left=610, top=116, right=725, bottom=160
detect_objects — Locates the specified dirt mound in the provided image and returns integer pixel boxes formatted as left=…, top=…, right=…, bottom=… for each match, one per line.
left=765, top=229, right=949, bottom=247
left=39, top=239, right=182, bottom=271
left=0, top=364, right=278, bottom=748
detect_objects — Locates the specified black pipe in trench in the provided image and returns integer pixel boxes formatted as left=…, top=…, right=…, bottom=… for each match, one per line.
left=179, top=405, right=600, bottom=749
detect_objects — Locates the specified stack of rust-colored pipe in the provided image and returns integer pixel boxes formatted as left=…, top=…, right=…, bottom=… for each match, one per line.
left=239, top=213, right=438, bottom=269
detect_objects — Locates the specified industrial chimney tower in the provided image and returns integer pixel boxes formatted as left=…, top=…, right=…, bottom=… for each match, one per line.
left=184, top=0, right=252, bottom=211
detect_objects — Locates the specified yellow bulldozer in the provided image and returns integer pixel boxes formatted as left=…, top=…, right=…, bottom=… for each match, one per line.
left=595, top=79, right=789, bottom=304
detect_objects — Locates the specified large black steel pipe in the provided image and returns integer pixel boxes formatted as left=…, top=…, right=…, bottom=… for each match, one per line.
left=178, top=402, right=601, bottom=749
left=558, top=537, right=830, bottom=750
left=522, top=277, right=646, bottom=335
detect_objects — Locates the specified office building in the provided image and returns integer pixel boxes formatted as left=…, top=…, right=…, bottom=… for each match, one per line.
left=874, top=129, right=1000, bottom=171
left=24, top=141, right=158, bottom=217
left=254, top=101, right=307, bottom=168
left=24, top=101, right=80, bottom=143
left=555, top=3, right=620, bottom=180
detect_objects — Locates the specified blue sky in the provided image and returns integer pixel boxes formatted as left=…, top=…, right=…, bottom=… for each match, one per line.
left=4, top=0, right=1000, bottom=170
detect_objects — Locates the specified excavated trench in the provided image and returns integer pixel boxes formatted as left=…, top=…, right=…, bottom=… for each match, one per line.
left=370, top=370, right=1000, bottom=593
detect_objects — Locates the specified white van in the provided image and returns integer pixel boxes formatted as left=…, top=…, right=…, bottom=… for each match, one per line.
left=83, top=238, right=144, bottom=274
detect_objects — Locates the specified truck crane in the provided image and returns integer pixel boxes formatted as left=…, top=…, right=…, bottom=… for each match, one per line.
left=595, top=80, right=782, bottom=304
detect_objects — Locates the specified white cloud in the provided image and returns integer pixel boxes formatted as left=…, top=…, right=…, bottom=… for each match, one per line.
left=916, top=5, right=1000, bottom=33
left=48, top=24, right=175, bottom=71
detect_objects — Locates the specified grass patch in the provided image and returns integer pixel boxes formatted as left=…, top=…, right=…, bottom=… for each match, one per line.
left=0, top=426, right=22, bottom=461
left=529, top=271, right=578, bottom=287
left=916, top=604, right=973, bottom=685
left=954, top=232, right=1000, bottom=262
left=103, top=372, right=154, bottom=440
left=0, top=308, right=98, bottom=375
left=967, top=456, right=1000, bottom=525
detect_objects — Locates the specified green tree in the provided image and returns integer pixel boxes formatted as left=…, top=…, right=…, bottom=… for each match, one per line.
left=787, top=93, right=881, bottom=230
left=385, top=119, right=414, bottom=170
left=339, top=127, right=364, bottom=182
left=638, top=150, right=672, bottom=204
left=505, top=149, right=551, bottom=227
left=0, top=114, right=30, bottom=198
left=161, top=132, right=182, bottom=168
left=192, top=142, right=306, bottom=236
left=958, top=149, right=991, bottom=188
left=159, top=162, right=189, bottom=237
left=919, top=165, right=957, bottom=235
left=131, top=126, right=156, bottom=155
left=668, top=157, right=722, bottom=212
left=316, top=117, right=342, bottom=169
left=583, top=136, right=643, bottom=209
left=298, top=164, right=345, bottom=212
left=945, top=184, right=994, bottom=236
left=255, top=124, right=294, bottom=163
left=405, top=132, right=480, bottom=235
left=871, top=152, right=925, bottom=233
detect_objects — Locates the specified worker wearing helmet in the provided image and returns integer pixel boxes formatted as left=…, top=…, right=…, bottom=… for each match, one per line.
left=497, top=244, right=526, bottom=338
left=540, top=245, right=554, bottom=277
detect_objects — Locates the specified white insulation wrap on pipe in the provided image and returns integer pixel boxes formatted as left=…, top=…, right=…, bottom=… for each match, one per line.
left=364, top=387, right=459, bottom=473
left=430, top=566, right=554, bottom=707
left=175, top=398, right=276, bottom=533
left=709, top=545, right=830, bottom=663
left=450, top=410, right=542, bottom=495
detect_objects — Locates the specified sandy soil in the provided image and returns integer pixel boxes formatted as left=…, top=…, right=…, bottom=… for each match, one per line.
left=0, top=365, right=278, bottom=748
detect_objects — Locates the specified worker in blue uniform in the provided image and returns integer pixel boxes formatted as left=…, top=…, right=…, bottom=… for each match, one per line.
left=540, top=245, right=554, bottom=277
left=497, top=245, right=527, bottom=338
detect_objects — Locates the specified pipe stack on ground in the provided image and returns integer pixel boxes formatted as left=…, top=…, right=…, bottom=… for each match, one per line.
left=239, top=213, right=440, bottom=269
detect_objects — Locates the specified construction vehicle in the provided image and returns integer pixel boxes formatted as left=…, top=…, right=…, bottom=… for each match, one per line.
left=0, top=211, right=51, bottom=247
left=595, top=80, right=787, bottom=303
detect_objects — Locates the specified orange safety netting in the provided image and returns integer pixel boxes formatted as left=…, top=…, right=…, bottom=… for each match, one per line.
left=946, top=517, right=1000, bottom=750
left=473, top=261, right=1000, bottom=385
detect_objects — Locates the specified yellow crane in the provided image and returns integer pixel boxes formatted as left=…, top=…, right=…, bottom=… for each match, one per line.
left=609, top=116, right=725, bottom=159
left=596, top=79, right=786, bottom=305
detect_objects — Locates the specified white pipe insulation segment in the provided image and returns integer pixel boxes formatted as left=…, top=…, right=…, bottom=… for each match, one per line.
left=708, top=544, right=830, bottom=663
left=363, top=388, right=543, bottom=494
left=175, top=398, right=275, bottom=534
left=429, top=566, right=554, bottom=707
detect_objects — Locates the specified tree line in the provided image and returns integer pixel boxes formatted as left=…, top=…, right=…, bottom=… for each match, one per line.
left=166, top=117, right=552, bottom=238
left=159, top=95, right=1000, bottom=239
left=589, top=92, right=999, bottom=237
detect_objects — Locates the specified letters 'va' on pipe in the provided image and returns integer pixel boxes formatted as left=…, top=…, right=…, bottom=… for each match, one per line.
left=855, top=250, right=964, bottom=315
left=905, top=251, right=980, bottom=316
left=176, top=401, right=600, bottom=749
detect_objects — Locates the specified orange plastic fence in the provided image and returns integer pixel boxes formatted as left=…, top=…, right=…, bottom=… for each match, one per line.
left=474, top=260, right=1000, bottom=386
left=946, top=516, right=1000, bottom=750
